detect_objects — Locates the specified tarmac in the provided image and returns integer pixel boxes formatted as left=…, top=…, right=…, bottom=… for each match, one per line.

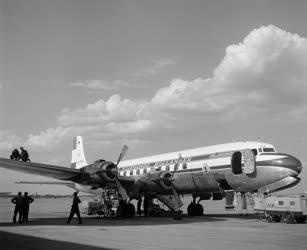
left=0, top=197, right=307, bottom=250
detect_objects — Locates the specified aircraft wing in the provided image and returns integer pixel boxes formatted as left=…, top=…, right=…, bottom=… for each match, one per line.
left=0, top=158, right=88, bottom=182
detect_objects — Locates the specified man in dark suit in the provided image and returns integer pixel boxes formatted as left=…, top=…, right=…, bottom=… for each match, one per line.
left=22, top=192, right=34, bottom=222
left=11, top=192, right=23, bottom=223
left=66, top=192, right=82, bottom=224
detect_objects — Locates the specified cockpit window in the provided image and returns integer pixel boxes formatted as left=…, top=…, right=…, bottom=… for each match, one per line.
left=263, top=148, right=275, bottom=153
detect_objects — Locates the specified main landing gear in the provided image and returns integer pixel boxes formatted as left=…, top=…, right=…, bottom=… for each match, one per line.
left=187, top=198, right=204, bottom=216
left=117, top=201, right=136, bottom=218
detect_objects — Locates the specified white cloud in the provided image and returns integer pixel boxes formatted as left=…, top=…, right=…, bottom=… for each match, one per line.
left=26, top=127, right=71, bottom=149
left=0, top=130, right=21, bottom=152
left=69, top=80, right=135, bottom=90
left=24, top=25, right=307, bottom=151
left=134, top=58, right=176, bottom=77
left=152, top=25, right=307, bottom=115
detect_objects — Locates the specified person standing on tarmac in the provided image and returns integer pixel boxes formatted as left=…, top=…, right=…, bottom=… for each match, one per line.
left=22, top=192, right=34, bottom=222
left=66, top=192, right=82, bottom=224
left=11, top=192, right=23, bottom=223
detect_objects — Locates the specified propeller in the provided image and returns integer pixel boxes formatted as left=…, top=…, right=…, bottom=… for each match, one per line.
left=114, top=145, right=129, bottom=201
left=170, top=154, right=184, bottom=208
left=173, top=154, right=183, bottom=173
left=116, top=145, right=128, bottom=167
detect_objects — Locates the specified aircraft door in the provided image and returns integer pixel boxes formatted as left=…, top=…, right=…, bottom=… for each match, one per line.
left=242, top=149, right=255, bottom=174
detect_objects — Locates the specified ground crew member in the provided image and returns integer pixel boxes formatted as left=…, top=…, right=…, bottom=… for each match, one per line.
left=20, top=147, right=30, bottom=162
left=11, top=192, right=23, bottom=223
left=22, top=192, right=34, bottom=222
left=10, top=148, right=20, bottom=160
left=66, top=192, right=82, bottom=224
left=137, top=196, right=142, bottom=216
left=143, top=196, right=149, bottom=217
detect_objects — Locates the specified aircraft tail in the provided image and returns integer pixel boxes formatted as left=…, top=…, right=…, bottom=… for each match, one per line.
left=71, top=136, right=88, bottom=169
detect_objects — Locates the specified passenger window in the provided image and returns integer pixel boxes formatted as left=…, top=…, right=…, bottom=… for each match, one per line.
left=278, top=201, right=284, bottom=205
left=166, top=165, right=170, bottom=171
left=155, top=167, right=161, bottom=171
left=143, top=168, right=147, bottom=174
left=258, top=148, right=262, bottom=153
left=290, top=201, right=295, bottom=206
left=129, top=170, right=133, bottom=176
left=182, top=163, right=187, bottom=170
left=136, top=169, right=140, bottom=175
left=123, top=171, right=126, bottom=176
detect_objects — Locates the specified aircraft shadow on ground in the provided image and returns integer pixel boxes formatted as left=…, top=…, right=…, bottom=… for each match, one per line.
left=0, top=231, right=115, bottom=250
left=0, top=214, right=260, bottom=227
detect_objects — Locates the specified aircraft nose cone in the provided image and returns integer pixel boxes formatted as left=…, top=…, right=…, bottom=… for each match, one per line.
left=295, top=157, right=302, bottom=174
left=273, top=154, right=302, bottom=175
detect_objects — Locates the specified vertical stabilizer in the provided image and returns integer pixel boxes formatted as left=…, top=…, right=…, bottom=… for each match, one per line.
left=71, top=136, right=88, bottom=169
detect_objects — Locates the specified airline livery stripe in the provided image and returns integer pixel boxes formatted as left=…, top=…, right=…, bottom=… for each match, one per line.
left=120, top=150, right=239, bottom=171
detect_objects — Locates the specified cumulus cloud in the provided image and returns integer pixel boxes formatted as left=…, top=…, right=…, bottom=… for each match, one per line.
left=152, top=25, right=307, bottom=115
left=0, top=130, right=21, bottom=151
left=69, top=80, right=135, bottom=90
left=25, top=25, right=307, bottom=151
left=134, top=58, right=176, bottom=77
left=26, top=127, right=71, bottom=149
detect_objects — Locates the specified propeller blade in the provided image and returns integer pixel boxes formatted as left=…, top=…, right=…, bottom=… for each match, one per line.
left=115, top=177, right=128, bottom=201
left=173, top=154, right=184, bottom=173
left=116, top=145, right=128, bottom=166
left=171, top=186, right=183, bottom=208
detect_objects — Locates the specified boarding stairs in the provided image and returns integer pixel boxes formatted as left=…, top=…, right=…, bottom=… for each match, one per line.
left=156, top=193, right=183, bottom=212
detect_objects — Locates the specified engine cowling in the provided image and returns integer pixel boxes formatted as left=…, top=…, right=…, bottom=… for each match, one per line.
left=82, top=160, right=118, bottom=186
left=158, top=171, right=174, bottom=190
left=144, top=170, right=174, bottom=192
left=95, top=160, right=118, bottom=182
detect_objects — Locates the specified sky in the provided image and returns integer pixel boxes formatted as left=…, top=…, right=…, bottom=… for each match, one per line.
left=0, top=0, right=307, bottom=195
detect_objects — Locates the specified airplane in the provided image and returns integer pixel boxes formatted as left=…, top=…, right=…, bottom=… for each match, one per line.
left=0, top=136, right=302, bottom=219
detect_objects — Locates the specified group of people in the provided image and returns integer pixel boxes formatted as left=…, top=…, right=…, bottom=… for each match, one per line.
left=10, top=147, right=30, bottom=162
left=11, top=192, right=34, bottom=223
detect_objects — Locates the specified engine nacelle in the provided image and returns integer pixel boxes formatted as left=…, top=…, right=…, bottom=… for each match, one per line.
left=82, top=159, right=118, bottom=186
left=144, top=170, right=174, bottom=192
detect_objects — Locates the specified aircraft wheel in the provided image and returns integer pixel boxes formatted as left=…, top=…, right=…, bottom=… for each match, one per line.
left=173, top=211, right=183, bottom=220
left=195, top=203, right=204, bottom=216
left=296, top=216, right=306, bottom=224
left=125, top=203, right=136, bottom=217
left=187, top=203, right=196, bottom=216
left=116, top=202, right=126, bottom=217
left=266, top=215, right=273, bottom=223
left=283, top=212, right=295, bottom=224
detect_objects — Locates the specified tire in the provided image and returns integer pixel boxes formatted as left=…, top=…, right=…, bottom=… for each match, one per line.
left=195, top=203, right=204, bottom=216
left=272, top=215, right=281, bottom=223
left=266, top=215, right=273, bottom=223
left=173, top=211, right=183, bottom=220
left=283, top=212, right=295, bottom=224
left=296, top=216, right=306, bottom=224
left=125, top=203, right=135, bottom=217
left=116, top=202, right=125, bottom=217
left=187, top=203, right=195, bottom=216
